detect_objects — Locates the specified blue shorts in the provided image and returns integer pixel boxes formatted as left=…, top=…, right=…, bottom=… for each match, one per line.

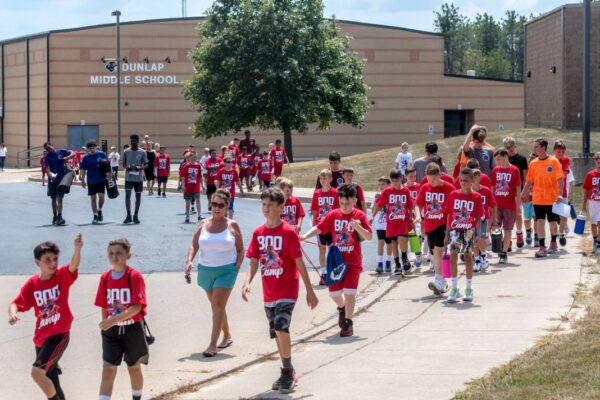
left=197, top=263, right=238, bottom=292
left=522, top=202, right=534, bottom=220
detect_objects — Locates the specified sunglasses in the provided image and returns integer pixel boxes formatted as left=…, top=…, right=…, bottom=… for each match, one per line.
left=211, top=202, right=227, bottom=209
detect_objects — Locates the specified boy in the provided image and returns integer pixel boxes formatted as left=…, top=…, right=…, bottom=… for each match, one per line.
left=582, top=152, right=600, bottom=254
left=179, top=152, right=203, bottom=223
left=302, top=184, right=372, bottom=337
left=405, top=165, right=423, bottom=267
left=342, top=167, right=367, bottom=212
left=316, top=151, right=344, bottom=189
left=416, top=163, right=455, bottom=294
left=278, top=178, right=306, bottom=233
left=95, top=239, right=148, bottom=400
left=216, top=156, right=244, bottom=218
left=40, top=151, right=48, bottom=186
left=310, top=169, right=340, bottom=283
left=80, top=140, right=108, bottom=224
left=205, top=149, right=224, bottom=209
left=472, top=169, right=496, bottom=270
left=504, top=137, right=529, bottom=247
left=371, top=176, right=393, bottom=273
left=9, top=234, right=84, bottom=400
left=237, top=146, right=254, bottom=191
left=269, top=139, right=289, bottom=178
left=372, top=169, right=421, bottom=276
left=444, top=168, right=483, bottom=302
left=553, top=140, right=571, bottom=246
left=258, top=151, right=274, bottom=190
left=491, top=149, right=521, bottom=264
left=395, top=142, right=413, bottom=176
left=243, top=188, right=318, bottom=393
left=227, top=138, right=240, bottom=160
left=154, top=146, right=171, bottom=198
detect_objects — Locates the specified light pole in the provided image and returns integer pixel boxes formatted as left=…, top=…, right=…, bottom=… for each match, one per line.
left=583, top=0, right=591, bottom=157
left=111, top=10, right=121, bottom=154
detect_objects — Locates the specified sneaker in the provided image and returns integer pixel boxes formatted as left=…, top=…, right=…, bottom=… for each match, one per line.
left=384, top=260, right=392, bottom=273
left=427, top=258, right=434, bottom=272
left=393, top=266, right=403, bottom=276
left=198, top=215, right=204, bottom=222
left=595, top=243, right=600, bottom=255
left=516, top=231, right=524, bottom=248
left=473, top=258, right=481, bottom=272
left=428, top=280, right=448, bottom=295
left=97, top=211, right=103, bottom=222
left=526, top=230, right=532, bottom=245
left=535, top=246, right=547, bottom=258
left=185, top=215, right=190, bottom=224
left=415, top=254, right=422, bottom=268
left=534, top=235, right=540, bottom=248
left=52, top=215, right=58, bottom=225
left=133, top=215, right=141, bottom=224
left=559, top=235, right=567, bottom=247
left=56, top=217, right=65, bottom=226
left=319, top=274, right=326, bottom=286
left=508, top=241, right=513, bottom=252
left=480, top=256, right=489, bottom=271
left=376, top=262, right=383, bottom=274
left=162, top=193, right=166, bottom=198
left=499, top=252, right=507, bottom=264
left=278, top=367, right=298, bottom=393
left=337, top=307, right=346, bottom=328
left=463, top=287, right=474, bottom=302
left=548, top=241, right=558, bottom=254
left=191, top=207, right=196, bottom=215
left=402, top=261, right=412, bottom=275
left=123, top=215, right=132, bottom=224
left=340, top=318, right=353, bottom=337
left=447, top=287, right=459, bottom=303
left=92, top=215, right=99, bottom=224
left=157, top=191, right=161, bottom=196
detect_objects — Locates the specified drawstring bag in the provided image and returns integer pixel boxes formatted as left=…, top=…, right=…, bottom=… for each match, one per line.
left=58, top=169, right=75, bottom=193
left=325, top=245, right=347, bottom=286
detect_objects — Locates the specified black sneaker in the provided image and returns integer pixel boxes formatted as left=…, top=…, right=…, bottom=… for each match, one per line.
left=278, top=367, right=297, bottom=393
left=123, top=215, right=133, bottom=224
left=393, top=266, right=403, bottom=276
left=340, top=318, right=354, bottom=337
left=162, top=193, right=166, bottom=198
left=92, top=215, right=99, bottom=224
left=133, top=215, right=141, bottom=224
left=559, top=235, right=567, bottom=247
left=499, top=252, right=508, bottom=264
left=56, top=217, right=65, bottom=226
left=157, top=191, right=161, bottom=196
left=52, top=215, right=58, bottom=225
left=185, top=215, right=190, bottom=223
left=271, top=374, right=283, bottom=391
left=191, top=207, right=196, bottom=214
left=97, top=211, right=103, bottom=222
left=337, top=307, right=346, bottom=328
left=402, top=261, right=412, bottom=275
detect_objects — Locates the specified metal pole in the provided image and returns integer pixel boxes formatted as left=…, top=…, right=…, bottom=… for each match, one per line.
left=583, top=0, right=591, bottom=156
left=112, top=10, right=121, bottom=153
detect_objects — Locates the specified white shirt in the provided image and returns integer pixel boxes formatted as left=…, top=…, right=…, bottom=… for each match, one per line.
left=395, top=152, right=413, bottom=174
left=199, top=155, right=209, bottom=169
left=108, top=151, right=120, bottom=167
left=371, top=194, right=387, bottom=231
left=0, top=146, right=6, bottom=157
left=566, top=170, right=575, bottom=197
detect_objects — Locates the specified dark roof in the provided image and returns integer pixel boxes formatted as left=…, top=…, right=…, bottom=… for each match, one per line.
left=526, top=2, right=600, bottom=26
left=0, top=16, right=441, bottom=44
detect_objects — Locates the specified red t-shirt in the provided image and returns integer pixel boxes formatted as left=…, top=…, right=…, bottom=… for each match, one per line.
left=406, top=183, right=421, bottom=203
left=12, top=266, right=78, bottom=347
left=281, top=196, right=306, bottom=226
left=154, top=154, right=171, bottom=177
left=354, top=184, right=366, bottom=210
left=270, top=147, right=287, bottom=165
left=445, top=190, right=484, bottom=231
left=245, top=222, right=302, bottom=303
left=216, top=168, right=240, bottom=198
left=237, top=154, right=254, bottom=171
left=416, top=181, right=456, bottom=233
left=252, top=153, right=262, bottom=173
left=311, top=188, right=339, bottom=223
left=258, top=159, right=273, bottom=181
left=228, top=145, right=239, bottom=160
left=558, top=156, right=571, bottom=197
left=94, top=267, right=147, bottom=324
left=421, top=173, right=454, bottom=186
left=583, top=170, right=600, bottom=201
left=454, top=174, right=492, bottom=189
left=205, top=157, right=224, bottom=185
left=179, top=162, right=202, bottom=194
left=475, top=185, right=495, bottom=220
left=40, top=155, right=47, bottom=172
left=375, top=185, right=413, bottom=237
left=316, top=209, right=372, bottom=270
left=491, top=165, right=521, bottom=209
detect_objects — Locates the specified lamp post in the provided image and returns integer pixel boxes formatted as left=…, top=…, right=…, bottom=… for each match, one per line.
left=583, top=0, right=591, bottom=156
left=111, top=10, right=121, bottom=153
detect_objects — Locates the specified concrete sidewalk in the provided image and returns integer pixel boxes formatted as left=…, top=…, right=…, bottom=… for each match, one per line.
left=172, top=238, right=586, bottom=400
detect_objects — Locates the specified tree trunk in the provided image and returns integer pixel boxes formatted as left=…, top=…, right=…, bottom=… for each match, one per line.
left=283, top=126, right=294, bottom=163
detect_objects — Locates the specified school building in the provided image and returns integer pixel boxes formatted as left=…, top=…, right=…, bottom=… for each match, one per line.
left=0, top=17, right=524, bottom=166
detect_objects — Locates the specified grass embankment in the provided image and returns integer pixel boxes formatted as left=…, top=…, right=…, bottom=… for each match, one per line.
left=454, top=253, right=600, bottom=400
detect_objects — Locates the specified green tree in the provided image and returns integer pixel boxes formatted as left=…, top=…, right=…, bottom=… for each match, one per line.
left=184, top=0, right=369, bottom=161
left=473, top=13, right=501, bottom=55
left=434, top=3, right=470, bottom=74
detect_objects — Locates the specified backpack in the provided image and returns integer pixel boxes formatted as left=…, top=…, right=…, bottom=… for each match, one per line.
left=325, top=245, right=347, bottom=286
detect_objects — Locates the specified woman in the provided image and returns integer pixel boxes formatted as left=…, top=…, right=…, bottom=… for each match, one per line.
left=145, top=145, right=156, bottom=195
left=185, top=188, right=244, bottom=357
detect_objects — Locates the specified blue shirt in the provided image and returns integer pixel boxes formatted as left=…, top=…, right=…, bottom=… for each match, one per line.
left=79, top=151, right=107, bottom=184
left=44, top=149, right=72, bottom=180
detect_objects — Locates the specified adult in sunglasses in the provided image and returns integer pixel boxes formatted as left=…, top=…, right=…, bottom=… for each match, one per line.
left=184, top=188, right=244, bottom=357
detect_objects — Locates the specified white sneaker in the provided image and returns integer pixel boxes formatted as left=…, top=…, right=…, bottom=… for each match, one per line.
left=447, top=287, right=459, bottom=303
left=473, top=259, right=481, bottom=272
left=480, top=256, right=489, bottom=271
left=428, top=279, right=448, bottom=295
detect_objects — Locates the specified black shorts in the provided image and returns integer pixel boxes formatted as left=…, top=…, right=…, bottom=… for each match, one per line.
left=318, top=233, right=333, bottom=246
left=426, top=224, right=447, bottom=249
left=376, top=230, right=391, bottom=244
left=157, top=176, right=168, bottom=184
left=33, top=333, right=70, bottom=372
left=125, top=181, right=144, bottom=193
left=265, top=302, right=295, bottom=339
left=112, top=166, right=119, bottom=175
left=47, top=180, right=65, bottom=199
left=102, top=322, right=149, bottom=367
left=533, top=205, right=560, bottom=222
left=386, top=234, right=408, bottom=241
left=88, top=182, right=106, bottom=196
left=262, top=180, right=272, bottom=188
left=206, top=184, right=217, bottom=196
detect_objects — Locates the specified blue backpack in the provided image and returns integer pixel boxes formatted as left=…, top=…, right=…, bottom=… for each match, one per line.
left=325, top=245, right=347, bottom=286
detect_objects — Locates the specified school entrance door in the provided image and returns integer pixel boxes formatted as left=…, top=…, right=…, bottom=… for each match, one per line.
left=444, top=110, right=474, bottom=138
left=67, top=125, right=99, bottom=150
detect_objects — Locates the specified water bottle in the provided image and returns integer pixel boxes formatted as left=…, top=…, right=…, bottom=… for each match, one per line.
left=449, top=230, right=457, bottom=245
left=415, top=222, right=422, bottom=237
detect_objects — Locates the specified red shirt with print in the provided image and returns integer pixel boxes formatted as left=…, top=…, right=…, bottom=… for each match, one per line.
left=491, top=165, right=521, bottom=209
left=12, top=266, right=78, bottom=347
left=310, top=188, right=339, bottom=223
left=406, top=183, right=421, bottom=203
left=281, top=196, right=306, bottom=226
left=94, top=267, right=147, bottom=324
left=270, top=147, right=287, bottom=165
left=583, top=170, right=600, bottom=201
left=258, top=159, right=274, bottom=182
left=475, top=185, right=495, bottom=220
left=245, top=222, right=302, bottom=303
left=179, top=162, right=202, bottom=194
left=154, top=153, right=171, bottom=177
left=375, top=185, right=413, bottom=237
left=237, top=154, right=253, bottom=171
left=316, top=208, right=372, bottom=270
left=445, top=190, right=483, bottom=231
left=252, top=153, right=262, bottom=174
left=228, top=145, right=239, bottom=160
left=216, top=168, right=240, bottom=198
left=416, top=181, right=455, bottom=233
left=205, top=157, right=224, bottom=185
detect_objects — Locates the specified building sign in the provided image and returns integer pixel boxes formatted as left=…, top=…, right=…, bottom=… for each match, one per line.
left=90, top=62, right=180, bottom=85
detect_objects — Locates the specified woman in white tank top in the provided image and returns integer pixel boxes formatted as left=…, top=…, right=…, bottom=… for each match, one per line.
left=185, top=189, right=244, bottom=357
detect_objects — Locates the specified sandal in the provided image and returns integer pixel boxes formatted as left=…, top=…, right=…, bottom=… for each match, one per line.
left=202, top=350, right=217, bottom=357
left=217, top=339, right=233, bottom=349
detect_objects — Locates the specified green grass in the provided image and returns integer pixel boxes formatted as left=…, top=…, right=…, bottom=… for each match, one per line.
left=282, top=128, right=599, bottom=191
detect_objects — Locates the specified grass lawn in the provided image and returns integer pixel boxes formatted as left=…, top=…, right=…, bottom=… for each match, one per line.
left=453, top=257, right=600, bottom=400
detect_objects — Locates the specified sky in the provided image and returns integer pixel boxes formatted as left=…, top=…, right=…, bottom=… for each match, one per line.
left=0, top=0, right=571, bottom=41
